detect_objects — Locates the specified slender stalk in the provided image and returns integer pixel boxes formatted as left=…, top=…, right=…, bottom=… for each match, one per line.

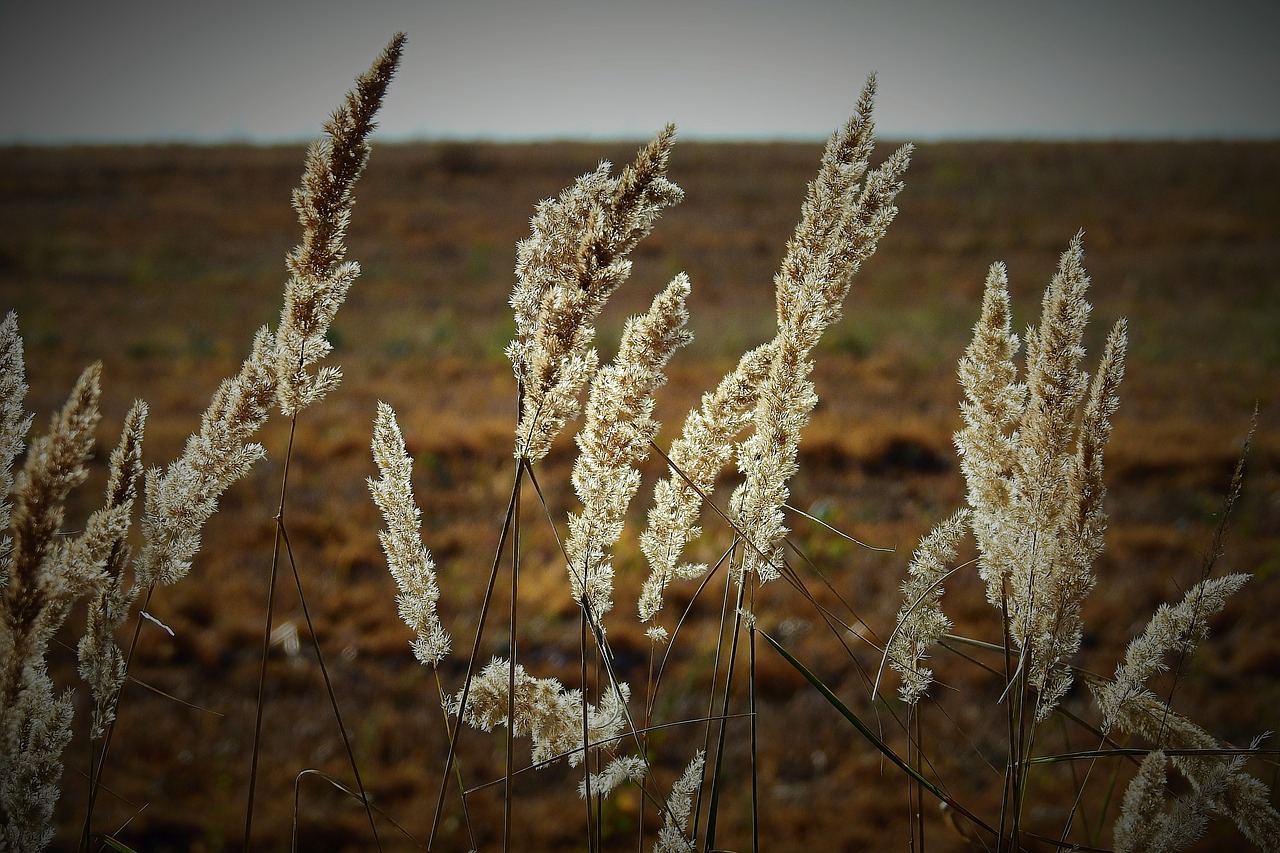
left=243, top=414, right=298, bottom=850
left=282, top=521, right=380, bottom=848
left=580, top=607, right=596, bottom=853
left=504, top=466, right=522, bottom=852
left=428, top=460, right=522, bottom=848
left=748, top=620, right=759, bottom=853
left=704, top=566, right=747, bottom=852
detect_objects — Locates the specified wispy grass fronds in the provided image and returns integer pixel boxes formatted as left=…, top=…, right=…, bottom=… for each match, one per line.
left=654, top=750, right=705, bottom=853
left=76, top=399, right=147, bottom=738
left=887, top=508, right=970, bottom=703
left=566, top=274, right=692, bottom=621
left=276, top=32, right=405, bottom=416
left=134, top=328, right=276, bottom=587
left=638, top=340, right=776, bottom=635
left=954, top=234, right=1128, bottom=717
left=451, top=657, right=630, bottom=770
left=578, top=754, right=647, bottom=800
left=1088, top=573, right=1280, bottom=846
left=507, top=126, right=683, bottom=462
left=135, top=34, right=405, bottom=589
left=1114, top=749, right=1208, bottom=852
left=0, top=35, right=408, bottom=852
left=1100, top=573, right=1251, bottom=719
left=955, top=262, right=1024, bottom=607
left=369, top=401, right=449, bottom=666
left=1, top=361, right=102, bottom=852
left=729, top=76, right=912, bottom=584
left=0, top=313, right=32, bottom=561
left=1092, top=688, right=1280, bottom=848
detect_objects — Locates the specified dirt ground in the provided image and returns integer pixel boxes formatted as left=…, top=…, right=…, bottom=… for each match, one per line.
left=2, top=139, right=1278, bottom=851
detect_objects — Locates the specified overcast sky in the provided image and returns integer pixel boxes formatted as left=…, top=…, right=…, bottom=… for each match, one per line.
left=1, top=0, right=1277, bottom=143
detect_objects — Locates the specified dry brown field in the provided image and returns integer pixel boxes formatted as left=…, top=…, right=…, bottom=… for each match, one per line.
left=2, top=139, right=1278, bottom=851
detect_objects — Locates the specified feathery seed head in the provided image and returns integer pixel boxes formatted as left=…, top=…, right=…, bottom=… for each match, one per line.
left=369, top=402, right=450, bottom=666
left=639, top=340, right=776, bottom=625
left=1, top=312, right=33, bottom=560
left=953, top=236, right=1127, bottom=716
left=888, top=509, right=970, bottom=703
left=566, top=276, right=692, bottom=620
left=731, top=77, right=909, bottom=584
left=276, top=34, right=405, bottom=416
left=453, top=658, right=630, bottom=769
left=509, top=127, right=683, bottom=462
left=76, top=399, right=147, bottom=738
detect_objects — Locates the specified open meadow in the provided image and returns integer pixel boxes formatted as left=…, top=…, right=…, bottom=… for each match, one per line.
left=2, top=126, right=1278, bottom=851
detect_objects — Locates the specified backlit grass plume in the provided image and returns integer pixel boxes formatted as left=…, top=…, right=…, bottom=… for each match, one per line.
left=7, top=30, right=1273, bottom=851
left=884, top=236, right=1278, bottom=848
left=729, top=76, right=912, bottom=584
left=507, top=126, right=683, bottom=462
left=275, top=33, right=404, bottom=417
left=1091, top=575, right=1280, bottom=848
left=638, top=339, right=776, bottom=637
left=369, top=401, right=449, bottom=666
left=566, top=274, right=692, bottom=621
left=952, top=236, right=1129, bottom=717
left=450, top=658, right=631, bottom=770
left=137, top=33, right=405, bottom=588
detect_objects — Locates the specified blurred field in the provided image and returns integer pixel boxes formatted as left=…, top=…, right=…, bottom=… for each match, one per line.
left=1, top=139, right=1278, bottom=851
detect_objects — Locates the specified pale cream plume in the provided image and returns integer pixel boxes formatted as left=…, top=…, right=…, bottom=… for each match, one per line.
left=275, top=33, right=406, bottom=416
left=888, top=509, right=970, bottom=703
left=578, top=754, right=647, bottom=800
left=135, top=35, right=405, bottom=588
left=638, top=340, right=776, bottom=636
left=452, top=658, right=630, bottom=770
left=133, top=328, right=276, bottom=587
left=1089, top=575, right=1279, bottom=848
left=0, top=313, right=33, bottom=562
left=1101, top=573, right=1250, bottom=717
left=76, top=400, right=147, bottom=738
left=507, top=126, right=683, bottom=462
left=1114, top=749, right=1208, bottom=852
left=954, top=235, right=1128, bottom=716
left=566, top=275, right=692, bottom=621
left=955, top=263, right=1025, bottom=607
left=369, top=401, right=450, bottom=666
left=654, top=750, right=705, bottom=853
left=730, top=76, right=912, bottom=584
